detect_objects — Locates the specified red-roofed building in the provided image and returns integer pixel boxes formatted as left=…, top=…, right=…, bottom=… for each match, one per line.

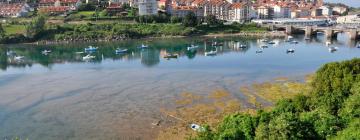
left=38, top=0, right=81, bottom=14
left=228, top=2, right=251, bottom=22
left=0, top=3, right=31, bottom=18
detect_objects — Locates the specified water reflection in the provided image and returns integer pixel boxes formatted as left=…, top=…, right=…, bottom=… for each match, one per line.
left=0, top=34, right=360, bottom=71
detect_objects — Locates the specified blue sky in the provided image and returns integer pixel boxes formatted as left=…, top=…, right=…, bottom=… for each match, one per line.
left=325, top=0, right=360, bottom=7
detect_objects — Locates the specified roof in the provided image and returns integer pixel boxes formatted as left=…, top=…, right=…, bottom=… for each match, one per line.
left=0, top=3, right=26, bottom=16
left=39, top=0, right=79, bottom=4
left=39, top=6, right=69, bottom=12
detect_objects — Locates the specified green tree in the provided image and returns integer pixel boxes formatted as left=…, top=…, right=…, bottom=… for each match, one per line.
left=26, top=15, right=46, bottom=38
left=205, top=15, right=221, bottom=26
left=182, top=12, right=197, bottom=27
left=0, top=24, right=5, bottom=40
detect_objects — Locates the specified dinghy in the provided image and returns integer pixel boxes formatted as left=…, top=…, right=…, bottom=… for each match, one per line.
left=256, top=50, right=263, bottom=53
left=84, top=46, right=98, bottom=52
left=164, top=54, right=178, bottom=59
left=138, top=44, right=149, bottom=49
left=82, top=54, right=95, bottom=60
left=41, top=50, right=51, bottom=55
left=115, top=48, right=128, bottom=54
left=205, top=50, right=217, bottom=56
left=286, top=49, right=295, bottom=53
left=187, top=45, right=199, bottom=51
left=328, top=47, right=338, bottom=52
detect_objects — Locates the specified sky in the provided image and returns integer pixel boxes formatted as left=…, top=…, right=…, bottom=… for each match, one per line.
left=325, top=0, right=360, bottom=7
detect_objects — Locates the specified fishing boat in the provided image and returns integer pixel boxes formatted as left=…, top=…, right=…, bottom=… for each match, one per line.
left=286, top=49, right=295, bottom=53
left=164, top=54, right=178, bottom=59
left=41, top=50, right=51, bottom=55
left=138, top=44, right=149, bottom=49
left=187, top=45, right=199, bottom=51
left=328, top=47, right=338, bottom=52
left=115, top=48, right=128, bottom=54
left=268, top=41, right=275, bottom=44
left=84, top=46, right=98, bottom=52
left=256, top=50, right=263, bottom=53
left=205, top=50, right=217, bottom=56
left=82, top=54, right=95, bottom=60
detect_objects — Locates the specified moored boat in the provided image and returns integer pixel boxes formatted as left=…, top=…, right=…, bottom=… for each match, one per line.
left=84, top=46, right=98, bottom=52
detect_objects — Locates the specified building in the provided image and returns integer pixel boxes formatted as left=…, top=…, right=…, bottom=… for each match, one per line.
left=257, top=6, right=274, bottom=19
left=138, top=0, right=158, bottom=15
left=332, top=6, right=347, bottom=15
left=203, top=0, right=232, bottom=21
left=319, top=5, right=332, bottom=16
left=228, top=2, right=250, bottom=22
left=273, top=5, right=290, bottom=18
left=0, top=3, right=31, bottom=18
left=336, top=14, right=360, bottom=25
left=38, top=0, right=81, bottom=14
left=171, top=6, right=203, bottom=17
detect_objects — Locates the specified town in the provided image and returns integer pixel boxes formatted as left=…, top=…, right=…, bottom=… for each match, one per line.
left=0, top=0, right=359, bottom=26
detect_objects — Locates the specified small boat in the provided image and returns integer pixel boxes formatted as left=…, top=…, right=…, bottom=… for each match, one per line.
left=84, top=46, right=98, bottom=52
left=238, top=44, right=247, bottom=49
left=14, top=56, right=24, bottom=60
left=190, top=124, right=204, bottom=132
left=6, top=51, right=16, bottom=56
left=286, top=49, right=295, bottom=53
left=187, top=45, right=199, bottom=51
left=41, top=50, right=51, bottom=55
left=76, top=51, right=84, bottom=54
left=256, top=50, right=263, bottom=53
left=164, top=54, right=178, bottom=59
left=205, top=50, right=217, bottom=56
left=268, top=41, right=275, bottom=44
left=82, top=54, right=95, bottom=60
left=138, top=44, right=149, bottom=49
left=115, top=48, right=128, bottom=54
left=305, top=37, right=311, bottom=40
left=328, top=47, right=338, bottom=52
left=261, top=45, right=268, bottom=49
left=287, top=36, right=294, bottom=40
left=261, top=39, right=268, bottom=42
left=290, top=41, right=298, bottom=44
left=326, top=41, right=331, bottom=46
left=357, top=45, right=360, bottom=48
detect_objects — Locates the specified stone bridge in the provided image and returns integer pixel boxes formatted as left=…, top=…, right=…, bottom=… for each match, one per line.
left=267, top=25, right=360, bottom=40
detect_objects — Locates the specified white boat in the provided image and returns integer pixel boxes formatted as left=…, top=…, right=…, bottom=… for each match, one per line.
left=138, top=44, right=149, bottom=49
left=287, top=36, right=294, bottom=40
left=14, top=56, right=24, bottom=60
left=305, top=37, right=311, bottom=40
left=326, top=41, right=331, bottom=46
left=84, top=46, right=98, bottom=52
left=205, top=50, right=217, bottom=56
left=286, top=49, right=295, bottom=53
left=115, top=48, right=128, bottom=54
left=82, top=54, right=95, bottom=60
left=357, top=45, right=360, bottom=48
left=260, top=39, right=268, bottom=42
left=187, top=45, right=199, bottom=51
left=291, top=41, right=298, bottom=44
left=238, top=44, right=247, bottom=49
left=76, top=51, right=84, bottom=54
left=164, top=54, right=178, bottom=59
left=328, top=47, right=338, bottom=52
left=190, top=124, right=204, bottom=132
left=256, top=50, right=263, bottom=53
left=41, top=50, right=51, bottom=55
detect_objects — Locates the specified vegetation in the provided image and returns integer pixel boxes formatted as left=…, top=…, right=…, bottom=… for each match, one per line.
left=191, top=58, right=360, bottom=140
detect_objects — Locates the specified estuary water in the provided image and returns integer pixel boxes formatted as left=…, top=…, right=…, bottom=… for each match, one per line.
left=0, top=34, right=360, bottom=140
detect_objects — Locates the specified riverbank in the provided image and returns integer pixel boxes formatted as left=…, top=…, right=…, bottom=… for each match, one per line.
left=1, top=23, right=279, bottom=45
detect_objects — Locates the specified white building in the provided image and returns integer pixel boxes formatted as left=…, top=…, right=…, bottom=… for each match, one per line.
left=257, top=6, right=274, bottom=19
left=138, top=0, right=158, bottom=15
left=273, top=5, right=290, bottom=18
left=319, top=6, right=332, bottom=16
left=337, top=14, right=360, bottom=25
left=229, top=2, right=251, bottom=22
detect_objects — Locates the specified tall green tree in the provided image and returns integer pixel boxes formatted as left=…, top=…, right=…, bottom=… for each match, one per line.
left=182, top=12, right=197, bottom=27
left=26, top=15, right=46, bottom=38
left=205, top=15, right=222, bottom=26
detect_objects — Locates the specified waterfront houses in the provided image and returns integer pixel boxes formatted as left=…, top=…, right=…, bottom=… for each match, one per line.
left=0, top=2, right=31, bottom=17
left=38, top=0, right=81, bottom=15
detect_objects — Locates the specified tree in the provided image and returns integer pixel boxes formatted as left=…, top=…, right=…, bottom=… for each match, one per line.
left=182, top=12, right=197, bottom=27
left=0, top=24, right=5, bottom=39
left=26, top=15, right=46, bottom=38
left=205, top=15, right=221, bottom=26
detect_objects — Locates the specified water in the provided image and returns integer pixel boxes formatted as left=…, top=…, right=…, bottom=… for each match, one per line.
left=0, top=34, right=359, bottom=140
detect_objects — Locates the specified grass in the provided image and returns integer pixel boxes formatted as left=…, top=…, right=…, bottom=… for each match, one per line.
left=4, top=24, right=26, bottom=35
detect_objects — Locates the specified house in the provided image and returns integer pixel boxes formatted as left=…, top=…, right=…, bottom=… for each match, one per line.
left=38, top=0, right=81, bottom=14
left=332, top=6, right=347, bottom=15
left=336, top=14, right=360, bottom=25
left=138, top=0, right=158, bottom=15
left=0, top=3, right=31, bottom=18
left=171, top=6, right=203, bottom=17
left=203, top=0, right=232, bottom=21
left=319, top=5, right=332, bottom=16
left=106, top=3, right=125, bottom=15
left=228, top=2, right=251, bottom=22
left=273, top=4, right=290, bottom=18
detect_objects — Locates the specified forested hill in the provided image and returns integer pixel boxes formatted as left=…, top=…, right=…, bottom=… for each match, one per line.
left=193, top=58, right=360, bottom=140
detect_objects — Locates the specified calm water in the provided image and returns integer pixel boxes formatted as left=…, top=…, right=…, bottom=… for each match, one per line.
left=0, top=34, right=360, bottom=140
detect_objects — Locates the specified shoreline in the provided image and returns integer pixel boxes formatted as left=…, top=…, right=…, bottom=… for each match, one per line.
left=22, top=31, right=286, bottom=45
